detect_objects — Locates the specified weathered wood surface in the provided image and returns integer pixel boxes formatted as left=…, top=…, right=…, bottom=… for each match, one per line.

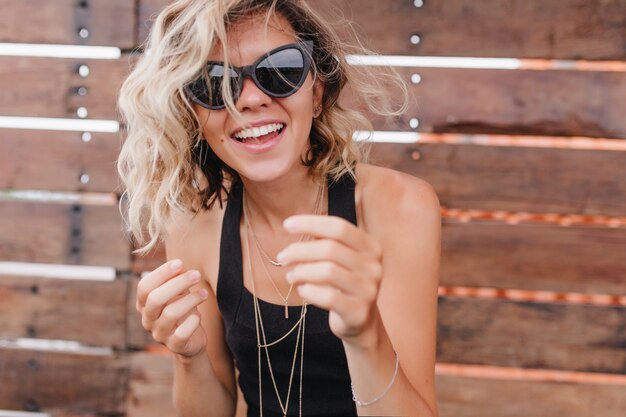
left=0, top=130, right=123, bottom=193
left=0, top=348, right=129, bottom=414
left=436, top=373, right=626, bottom=417
left=371, top=67, right=626, bottom=139
left=437, top=297, right=626, bottom=374
left=0, top=275, right=128, bottom=348
left=132, top=219, right=626, bottom=295
left=370, top=142, right=626, bottom=216
left=139, top=0, right=626, bottom=60
left=125, top=351, right=178, bottom=417
left=0, top=201, right=130, bottom=269
left=0, top=55, right=134, bottom=120
left=0, top=0, right=135, bottom=48
left=440, top=221, right=626, bottom=295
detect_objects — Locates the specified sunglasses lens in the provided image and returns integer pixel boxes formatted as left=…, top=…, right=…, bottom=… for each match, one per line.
left=188, top=65, right=239, bottom=109
left=256, top=48, right=306, bottom=96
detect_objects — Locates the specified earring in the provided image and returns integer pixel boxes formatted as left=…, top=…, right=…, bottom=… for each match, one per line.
left=313, top=104, right=322, bottom=118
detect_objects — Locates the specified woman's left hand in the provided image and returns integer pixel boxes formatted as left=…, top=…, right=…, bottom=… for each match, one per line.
left=277, top=214, right=384, bottom=348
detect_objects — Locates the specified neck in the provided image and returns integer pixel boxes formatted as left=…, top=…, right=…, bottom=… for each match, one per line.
left=241, top=168, right=325, bottom=236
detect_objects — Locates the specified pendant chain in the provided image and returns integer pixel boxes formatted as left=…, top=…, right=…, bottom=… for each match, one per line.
left=243, top=181, right=325, bottom=319
left=243, top=189, right=311, bottom=417
left=245, top=181, right=324, bottom=267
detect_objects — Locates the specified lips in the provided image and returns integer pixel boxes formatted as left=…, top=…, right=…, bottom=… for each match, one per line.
left=233, top=124, right=285, bottom=143
left=229, top=124, right=286, bottom=154
left=232, top=123, right=285, bottom=143
left=230, top=119, right=287, bottom=139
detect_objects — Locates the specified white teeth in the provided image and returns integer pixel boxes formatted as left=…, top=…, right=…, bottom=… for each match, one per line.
left=234, top=123, right=284, bottom=140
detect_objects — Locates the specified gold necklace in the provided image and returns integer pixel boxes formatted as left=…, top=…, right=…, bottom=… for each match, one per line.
left=243, top=182, right=325, bottom=319
left=244, top=205, right=307, bottom=417
left=245, top=182, right=324, bottom=267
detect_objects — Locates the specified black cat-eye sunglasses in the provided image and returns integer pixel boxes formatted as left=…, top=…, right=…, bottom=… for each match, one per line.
left=184, top=40, right=314, bottom=110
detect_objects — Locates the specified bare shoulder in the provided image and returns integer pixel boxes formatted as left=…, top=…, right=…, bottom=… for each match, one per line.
left=163, top=193, right=228, bottom=292
left=355, top=162, right=441, bottom=240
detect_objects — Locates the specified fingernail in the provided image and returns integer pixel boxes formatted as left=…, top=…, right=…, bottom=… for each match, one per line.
left=189, top=271, right=201, bottom=282
left=170, top=259, right=182, bottom=270
left=283, top=217, right=298, bottom=230
left=198, top=289, right=209, bottom=298
left=276, top=251, right=286, bottom=263
left=285, top=271, right=293, bottom=282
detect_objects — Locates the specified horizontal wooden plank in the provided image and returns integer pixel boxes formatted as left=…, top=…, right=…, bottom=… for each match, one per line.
left=366, top=67, right=626, bottom=139
left=131, top=215, right=626, bottom=295
left=370, top=142, right=626, bottom=216
left=436, top=372, right=626, bottom=417
left=139, top=0, right=626, bottom=60
left=0, top=348, right=128, bottom=414
left=0, top=201, right=130, bottom=269
left=0, top=0, right=135, bottom=48
left=0, top=130, right=122, bottom=193
left=0, top=55, right=133, bottom=120
left=440, top=221, right=626, bottom=295
left=438, top=297, right=626, bottom=373
left=314, top=0, right=626, bottom=60
left=0, top=275, right=127, bottom=348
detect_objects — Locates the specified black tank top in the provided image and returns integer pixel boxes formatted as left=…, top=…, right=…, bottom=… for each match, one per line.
left=216, top=173, right=358, bottom=417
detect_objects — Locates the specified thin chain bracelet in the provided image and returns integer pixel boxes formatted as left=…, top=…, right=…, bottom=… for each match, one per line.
left=350, top=350, right=399, bottom=407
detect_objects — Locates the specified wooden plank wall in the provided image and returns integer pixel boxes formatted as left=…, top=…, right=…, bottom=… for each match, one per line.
left=0, top=0, right=624, bottom=416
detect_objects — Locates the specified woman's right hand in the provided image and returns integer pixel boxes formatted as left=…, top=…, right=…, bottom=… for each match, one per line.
left=136, top=259, right=209, bottom=359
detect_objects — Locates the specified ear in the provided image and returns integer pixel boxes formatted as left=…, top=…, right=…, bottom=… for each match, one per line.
left=312, top=78, right=325, bottom=112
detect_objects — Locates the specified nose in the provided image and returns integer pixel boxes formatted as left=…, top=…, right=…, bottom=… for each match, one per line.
left=235, top=77, right=272, bottom=111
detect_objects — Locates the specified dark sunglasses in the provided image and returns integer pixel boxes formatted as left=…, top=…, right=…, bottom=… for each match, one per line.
left=184, top=40, right=314, bottom=110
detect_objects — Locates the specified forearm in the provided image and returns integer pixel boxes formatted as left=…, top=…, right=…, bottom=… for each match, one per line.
left=173, top=352, right=236, bottom=417
left=343, top=317, right=435, bottom=417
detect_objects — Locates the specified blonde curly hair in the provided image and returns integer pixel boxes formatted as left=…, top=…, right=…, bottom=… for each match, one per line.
left=116, top=0, right=408, bottom=255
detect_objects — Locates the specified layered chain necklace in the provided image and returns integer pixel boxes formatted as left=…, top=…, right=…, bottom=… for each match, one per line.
left=243, top=182, right=324, bottom=319
left=242, top=182, right=325, bottom=417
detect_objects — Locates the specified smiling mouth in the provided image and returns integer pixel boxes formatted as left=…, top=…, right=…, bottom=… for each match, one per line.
left=232, top=123, right=285, bottom=143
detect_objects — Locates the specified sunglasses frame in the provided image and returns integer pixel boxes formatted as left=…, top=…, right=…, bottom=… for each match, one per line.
left=185, top=40, right=314, bottom=110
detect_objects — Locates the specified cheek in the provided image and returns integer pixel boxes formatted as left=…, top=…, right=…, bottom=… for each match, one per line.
left=200, top=112, right=227, bottom=138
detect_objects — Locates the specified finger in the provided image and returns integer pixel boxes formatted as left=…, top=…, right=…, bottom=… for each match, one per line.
left=283, top=215, right=381, bottom=256
left=136, top=259, right=185, bottom=308
left=151, top=289, right=208, bottom=340
left=287, top=261, right=375, bottom=300
left=143, top=270, right=202, bottom=322
left=161, top=289, right=209, bottom=329
left=278, top=238, right=368, bottom=273
left=296, top=283, right=360, bottom=316
left=169, top=311, right=202, bottom=348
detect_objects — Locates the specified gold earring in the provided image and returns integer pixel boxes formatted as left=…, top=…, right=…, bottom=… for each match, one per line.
left=314, top=104, right=322, bottom=118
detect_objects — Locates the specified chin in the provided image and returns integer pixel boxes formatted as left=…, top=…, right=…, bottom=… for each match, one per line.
left=238, top=156, right=307, bottom=184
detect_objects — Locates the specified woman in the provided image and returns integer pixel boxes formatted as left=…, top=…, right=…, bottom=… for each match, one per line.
left=117, top=0, right=441, bottom=416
